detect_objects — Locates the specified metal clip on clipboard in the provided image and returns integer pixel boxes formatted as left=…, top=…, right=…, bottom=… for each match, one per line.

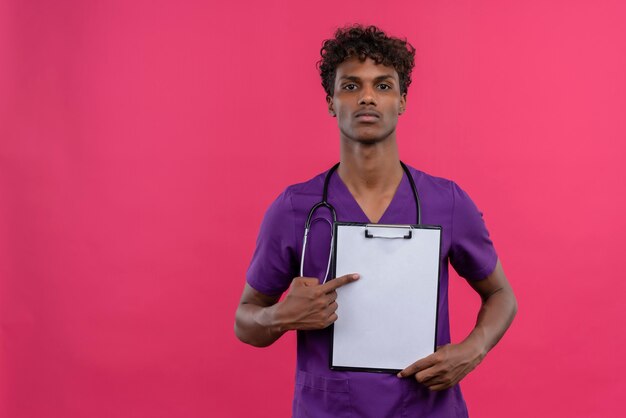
left=364, top=224, right=413, bottom=239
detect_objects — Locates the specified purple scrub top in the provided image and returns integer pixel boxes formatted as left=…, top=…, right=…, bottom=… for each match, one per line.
left=247, top=165, right=498, bottom=418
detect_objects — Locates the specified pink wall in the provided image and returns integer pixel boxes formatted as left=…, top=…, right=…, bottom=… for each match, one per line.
left=1, top=1, right=625, bottom=417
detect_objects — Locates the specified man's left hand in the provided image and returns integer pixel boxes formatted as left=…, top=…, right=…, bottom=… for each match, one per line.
left=397, top=342, right=485, bottom=391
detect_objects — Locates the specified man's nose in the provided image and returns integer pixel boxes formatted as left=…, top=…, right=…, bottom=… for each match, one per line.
left=358, top=86, right=377, bottom=106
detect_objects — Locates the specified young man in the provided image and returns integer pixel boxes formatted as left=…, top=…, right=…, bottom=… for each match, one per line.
left=235, top=25, right=517, bottom=417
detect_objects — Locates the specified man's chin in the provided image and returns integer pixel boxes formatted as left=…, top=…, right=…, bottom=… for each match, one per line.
left=350, top=135, right=389, bottom=145
left=339, top=127, right=396, bottom=145
left=357, top=138, right=384, bottom=146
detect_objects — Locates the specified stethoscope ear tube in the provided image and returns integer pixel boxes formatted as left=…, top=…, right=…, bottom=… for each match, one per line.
left=301, top=201, right=337, bottom=280
left=400, top=161, right=421, bottom=225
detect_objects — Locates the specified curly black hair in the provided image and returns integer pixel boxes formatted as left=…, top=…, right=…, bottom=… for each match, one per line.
left=318, top=25, right=416, bottom=97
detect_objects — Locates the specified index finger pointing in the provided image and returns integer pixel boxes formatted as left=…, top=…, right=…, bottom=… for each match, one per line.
left=320, top=274, right=360, bottom=292
left=397, top=352, right=439, bottom=378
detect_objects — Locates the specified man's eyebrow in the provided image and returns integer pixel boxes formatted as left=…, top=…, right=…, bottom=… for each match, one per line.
left=338, top=74, right=396, bottom=83
left=373, top=75, right=396, bottom=82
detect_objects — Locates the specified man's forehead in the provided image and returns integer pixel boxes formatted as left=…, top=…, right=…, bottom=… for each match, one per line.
left=335, top=57, right=399, bottom=81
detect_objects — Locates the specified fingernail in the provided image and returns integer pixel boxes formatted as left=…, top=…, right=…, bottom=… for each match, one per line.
left=352, top=274, right=360, bottom=279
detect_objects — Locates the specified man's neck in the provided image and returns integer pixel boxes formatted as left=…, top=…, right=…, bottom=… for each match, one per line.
left=338, top=137, right=403, bottom=196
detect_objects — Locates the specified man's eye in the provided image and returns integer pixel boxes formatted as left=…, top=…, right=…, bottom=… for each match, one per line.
left=343, top=84, right=357, bottom=90
left=378, top=84, right=391, bottom=90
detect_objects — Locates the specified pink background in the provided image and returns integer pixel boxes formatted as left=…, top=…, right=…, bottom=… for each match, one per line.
left=1, top=1, right=625, bottom=417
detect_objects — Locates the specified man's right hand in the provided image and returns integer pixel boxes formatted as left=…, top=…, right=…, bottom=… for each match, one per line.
left=273, top=273, right=360, bottom=331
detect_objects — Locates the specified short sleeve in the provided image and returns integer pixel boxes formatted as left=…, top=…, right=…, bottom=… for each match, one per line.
left=449, top=182, right=498, bottom=281
left=246, top=190, right=298, bottom=295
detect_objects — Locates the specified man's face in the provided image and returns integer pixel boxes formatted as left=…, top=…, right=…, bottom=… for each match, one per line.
left=327, top=57, right=406, bottom=145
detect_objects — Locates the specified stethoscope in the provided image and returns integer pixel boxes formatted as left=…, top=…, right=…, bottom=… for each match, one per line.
left=300, top=161, right=421, bottom=283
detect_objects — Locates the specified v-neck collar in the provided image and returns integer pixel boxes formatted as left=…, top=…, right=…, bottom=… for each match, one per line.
left=329, top=170, right=411, bottom=224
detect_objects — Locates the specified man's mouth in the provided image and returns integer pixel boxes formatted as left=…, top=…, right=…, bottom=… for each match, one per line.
left=355, top=111, right=381, bottom=122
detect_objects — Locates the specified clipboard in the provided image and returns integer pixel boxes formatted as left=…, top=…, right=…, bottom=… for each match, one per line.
left=330, top=222, right=442, bottom=373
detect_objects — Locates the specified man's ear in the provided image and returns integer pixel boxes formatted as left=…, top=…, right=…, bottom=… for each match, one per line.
left=399, top=93, right=407, bottom=115
left=326, top=95, right=336, bottom=117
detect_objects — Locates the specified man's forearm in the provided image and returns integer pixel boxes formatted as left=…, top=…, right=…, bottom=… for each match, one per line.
left=464, top=282, right=518, bottom=357
left=235, top=302, right=285, bottom=348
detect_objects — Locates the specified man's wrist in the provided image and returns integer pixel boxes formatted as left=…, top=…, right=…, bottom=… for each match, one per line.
left=462, top=331, right=488, bottom=362
left=260, top=302, right=289, bottom=336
